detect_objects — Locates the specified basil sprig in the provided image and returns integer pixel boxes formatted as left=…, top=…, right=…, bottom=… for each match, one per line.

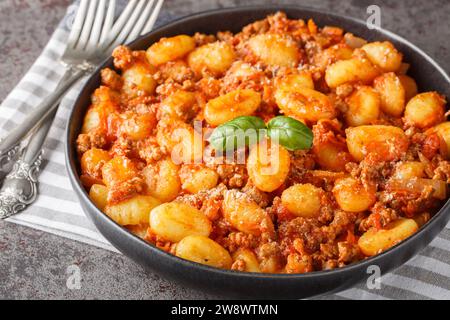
left=208, top=116, right=266, bottom=151
left=267, top=116, right=313, bottom=151
left=208, top=115, right=313, bottom=152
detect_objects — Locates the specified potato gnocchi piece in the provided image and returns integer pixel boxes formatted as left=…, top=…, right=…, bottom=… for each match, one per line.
left=314, top=44, right=354, bottom=70
left=81, top=107, right=102, bottom=134
left=222, top=190, right=275, bottom=237
left=142, top=158, right=181, bottom=202
left=325, top=56, right=380, bottom=88
left=150, top=203, right=212, bottom=242
left=346, top=125, right=409, bottom=162
left=159, top=90, right=197, bottom=122
left=122, top=63, right=156, bottom=97
left=404, top=92, right=446, bottom=129
left=232, top=248, right=261, bottom=273
left=248, top=34, right=300, bottom=67
left=361, top=41, right=403, bottom=72
left=205, top=89, right=261, bottom=126
left=156, top=118, right=205, bottom=164
left=247, top=140, right=291, bottom=192
left=119, top=111, right=156, bottom=141
left=398, top=75, right=418, bottom=102
left=82, top=87, right=119, bottom=134
left=105, top=195, right=161, bottom=225
left=281, top=184, right=323, bottom=218
left=358, top=219, right=418, bottom=256
left=432, top=121, right=450, bottom=158
left=146, top=35, right=196, bottom=66
left=392, top=161, right=426, bottom=180
left=333, top=177, right=376, bottom=212
left=81, top=148, right=111, bottom=179
left=345, top=86, right=380, bottom=127
left=275, top=87, right=336, bottom=122
left=276, top=72, right=315, bottom=91
left=180, top=165, right=219, bottom=194
left=188, top=41, right=235, bottom=76
left=176, top=235, right=232, bottom=269
left=89, top=184, right=109, bottom=211
left=373, top=72, right=406, bottom=117
left=313, top=141, right=352, bottom=172
left=102, top=156, right=140, bottom=187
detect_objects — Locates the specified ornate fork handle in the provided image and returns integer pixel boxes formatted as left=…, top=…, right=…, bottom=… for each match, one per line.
left=0, top=154, right=43, bottom=218
left=0, top=109, right=55, bottom=219
left=0, top=140, right=20, bottom=178
left=0, top=62, right=93, bottom=162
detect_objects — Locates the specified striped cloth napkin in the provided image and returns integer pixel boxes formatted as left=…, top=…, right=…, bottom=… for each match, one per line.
left=1, top=1, right=450, bottom=300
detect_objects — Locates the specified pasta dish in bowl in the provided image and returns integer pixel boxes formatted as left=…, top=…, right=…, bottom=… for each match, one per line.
left=66, top=7, right=450, bottom=298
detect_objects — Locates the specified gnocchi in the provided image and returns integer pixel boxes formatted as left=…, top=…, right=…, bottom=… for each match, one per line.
left=122, top=63, right=156, bottom=97
left=275, top=87, right=336, bottom=122
left=150, top=202, right=212, bottom=242
left=146, top=35, right=196, bottom=66
left=404, top=92, right=446, bottom=129
left=89, top=184, right=109, bottom=211
left=81, top=148, right=111, bottom=180
left=433, top=121, right=450, bottom=158
left=373, top=72, right=406, bottom=117
left=159, top=90, right=197, bottom=121
left=142, top=159, right=181, bottom=202
left=119, top=111, right=156, bottom=141
left=105, top=195, right=161, bottom=225
left=281, top=184, right=323, bottom=218
left=176, top=235, right=232, bottom=269
left=358, top=219, right=419, bottom=256
left=248, top=34, right=300, bottom=67
left=247, top=140, right=291, bottom=192
left=222, top=190, right=275, bottom=237
left=361, top=41, right=403, bottom=72
left=345, top=86, right=380, bottom=127
left=333, top=177, right=376, bottom=212
left=346, top=125, right=409, bottom=162
left=232, top=248, right=261, bottom=272
left=188, top=41, right=235, bottom=76
left=325, top=56, right=380, bottom=88
left=204, top=89, right=261, bottom=126
left=180, top=165, right=219, bottom=194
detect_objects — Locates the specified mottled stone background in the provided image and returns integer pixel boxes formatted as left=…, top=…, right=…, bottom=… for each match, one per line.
left=0, top=0, right=449, bottom=299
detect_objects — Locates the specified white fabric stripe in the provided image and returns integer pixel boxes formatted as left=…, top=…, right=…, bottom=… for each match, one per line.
left=407, top=255, right=450, bottom=278
left=429, top=236, right=450, bottom=252
left=21, top=73, right=60, bottom=88
left=38, top=171, right=73, bottom=191
left=382, top=273, right=450, bottom=300
left=45, top=150, right=66, bottom=165
left=7, top=88, right=44, bottom=105
left=33, top=56, right=67, bottom=75
left=337, top=288, right=391, bottom=300
left=34, top=196, right=83, bottom=216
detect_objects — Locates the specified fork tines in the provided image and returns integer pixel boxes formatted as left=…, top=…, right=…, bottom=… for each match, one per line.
left=64, top=0, right=164, bottom=60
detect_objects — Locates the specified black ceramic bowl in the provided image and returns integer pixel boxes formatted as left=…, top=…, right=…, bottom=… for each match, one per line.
left=65, top=6, right=450, bottom=299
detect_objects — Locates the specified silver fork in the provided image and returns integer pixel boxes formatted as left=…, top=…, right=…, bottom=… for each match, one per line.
left=0, top=0, right=164, bottom=218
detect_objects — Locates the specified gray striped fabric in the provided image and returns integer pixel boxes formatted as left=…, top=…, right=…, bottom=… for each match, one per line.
left=1, top=1, right=450, bottom=300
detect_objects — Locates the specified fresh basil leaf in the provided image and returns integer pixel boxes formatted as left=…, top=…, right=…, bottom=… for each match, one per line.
left=208, top=116, right=267, bottom=151
left=267, top=116, right=313, bottom=151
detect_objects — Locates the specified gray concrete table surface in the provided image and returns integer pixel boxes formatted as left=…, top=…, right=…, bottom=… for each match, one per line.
left=0, top=0, right=449, bottom=300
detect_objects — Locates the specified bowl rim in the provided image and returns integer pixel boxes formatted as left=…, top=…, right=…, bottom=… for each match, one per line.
left=65, top=4, right=450, bottom=281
